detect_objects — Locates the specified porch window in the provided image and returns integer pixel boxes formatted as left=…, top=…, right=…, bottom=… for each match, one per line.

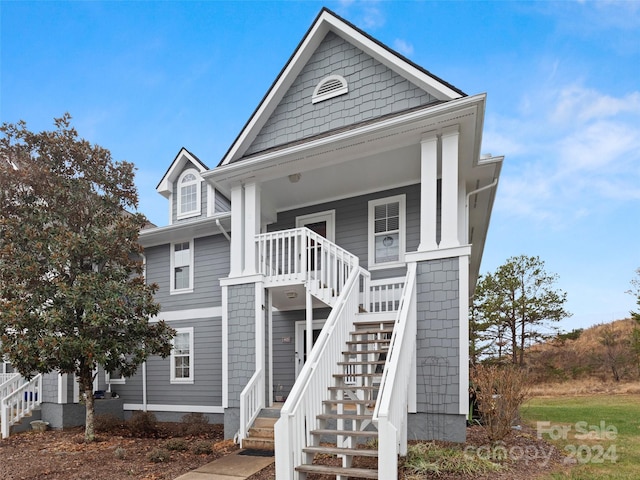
left=105, top=369, right=125, bottom=385
left=171, top=240, right=194, bottom=294
left=177, top=169, right=201, bottom=219
left=368, top=195, right=406, bottom=268
left=171, top=327, right=194, bottom=384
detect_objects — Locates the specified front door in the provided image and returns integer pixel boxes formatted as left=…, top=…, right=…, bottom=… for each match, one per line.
left=294, top=320, right=326, bottom=378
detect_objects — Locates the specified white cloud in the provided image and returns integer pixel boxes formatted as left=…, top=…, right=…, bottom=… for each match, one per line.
left=393, top=39, right=414, bottom=56
left=337, top=0, right=385, bottom=29
left=487, top=83, right=640, bottom=225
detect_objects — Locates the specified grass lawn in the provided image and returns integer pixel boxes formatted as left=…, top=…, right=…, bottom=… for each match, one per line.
left=521, top=394, right=640, bottom=479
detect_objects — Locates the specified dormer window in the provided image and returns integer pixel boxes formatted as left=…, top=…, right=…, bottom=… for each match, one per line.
left=177, top=169, right=201, bottom=219
left=312, top=74, right=348, bottom=104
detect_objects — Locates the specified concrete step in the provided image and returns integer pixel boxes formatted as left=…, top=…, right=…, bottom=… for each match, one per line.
left=295, top=464, right=378, bottom=479
left=317, top=412, right=373, bottom=421
left=242, top=437, right=275, bottom=451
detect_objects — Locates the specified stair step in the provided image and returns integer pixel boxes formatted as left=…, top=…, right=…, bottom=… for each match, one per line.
left=338, top=360, right=385, bottom=366
left=311, top=428, right=378, bottom=438
left=295, top=464, right=378, bottom=479
left=353, top=319, right=395, bottom=327
left=333, top=373, right=382, bottom=379
left=252, top=417, right=277, bottom=428
left=248, top=426, right=275, bottom=439
left=343, top=349, right=388, bottom=355
left=322, top=399, right=376, bottom=407
left=328, top=385, right=378, bottom=392
left=317, top=413, right=372, bottom=421
left=242, top=437, right=275, bottom=451
left=346, top=339, right=390, bottom=345
left=302, top=445, right=379, bottom=457
left=350, top=329, right=393, bottom=335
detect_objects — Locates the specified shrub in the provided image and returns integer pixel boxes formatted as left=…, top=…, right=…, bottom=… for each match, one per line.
left=164, top=438, right=188, bottom=451
left=471, top=364, right=529, bottom=442
left=191, top=440, right=213, bottom=455
left=181, top=412, right=210, bottom=436
left=95, top=413, right=124, bottom=433
left=403, top=442, right=502, bottom=477
left=127, top=410, right=159, bottom=437
left=147, top=448, right=171, bottom=463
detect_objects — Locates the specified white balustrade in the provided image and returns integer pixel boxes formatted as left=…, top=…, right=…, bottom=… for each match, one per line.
left=368, top=277, right=405, bottom=313
left=372, top=263, right=417, bottom=478
left=274, top=267, right=365, bottom=480
left=1, top=373, right=42, bottom=438
left=238, top=368, right=265, bottom=444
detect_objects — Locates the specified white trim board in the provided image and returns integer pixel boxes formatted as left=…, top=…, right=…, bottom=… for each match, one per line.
left=123, top=404, right=224, bottom=414
left=151, top=306, right=222, bottom=322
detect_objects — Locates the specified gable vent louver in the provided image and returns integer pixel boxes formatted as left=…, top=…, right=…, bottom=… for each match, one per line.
left=312, top=74, right=348, bottom=104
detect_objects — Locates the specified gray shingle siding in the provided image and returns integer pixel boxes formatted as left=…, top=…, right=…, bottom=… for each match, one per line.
left=227, top=284, right=256, bottom=408
left=415, top=258, right=460, bottom=415
left=215, top=190, right=231, bottom=213
left=245, top=32, right=438, bottom=156
left=145, top=234, right=229, bottom=312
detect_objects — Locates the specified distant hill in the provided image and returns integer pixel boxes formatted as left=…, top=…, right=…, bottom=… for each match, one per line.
left=527, top=318, right=639, bottom=383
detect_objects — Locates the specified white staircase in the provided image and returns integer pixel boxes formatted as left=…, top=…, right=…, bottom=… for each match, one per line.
left=295, top=315, right=394, bottom=479
left=1, top=373, right=43, bottom=438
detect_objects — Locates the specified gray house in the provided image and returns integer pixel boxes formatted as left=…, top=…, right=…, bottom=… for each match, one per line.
left=2, top=9, right=502, bottom=479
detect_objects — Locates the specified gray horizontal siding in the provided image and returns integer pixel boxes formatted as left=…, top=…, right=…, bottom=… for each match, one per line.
left=215, top=190, right=231, bottom=213
left=116, top=317, right=223, bottom=407
left=245, top=32, right=437, bottom=156
left=272, top=307, right=331, bottom=400
left=268, top=184, right=421, bottom=275
left=145, top=234, right=229, bottom=312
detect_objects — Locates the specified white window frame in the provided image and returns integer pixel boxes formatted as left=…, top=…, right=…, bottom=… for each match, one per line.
left=105, top=370, right=126, bottom=385
left=170, top=327, right=194, bottom=384
left=176, top=169, right=202, bottom=220
left=312, top=74, right=348, bottom=104
left=170, top=239, right=194, bottom=294
left=368, top=194, right=406, bottom=270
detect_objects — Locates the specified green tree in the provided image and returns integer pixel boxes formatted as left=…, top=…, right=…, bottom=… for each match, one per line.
left=474, top=255, right=570, bottom=366
left=0, top=115, right=174, bottom=442
left=629, top=268, right=640, bottom=376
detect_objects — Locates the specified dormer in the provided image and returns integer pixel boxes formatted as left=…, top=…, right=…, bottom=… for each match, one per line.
left=156, top=148, right=213, bottom=225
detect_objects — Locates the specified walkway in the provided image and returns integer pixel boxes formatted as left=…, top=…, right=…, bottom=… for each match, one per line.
left=174, top=450, right=274, bottom=480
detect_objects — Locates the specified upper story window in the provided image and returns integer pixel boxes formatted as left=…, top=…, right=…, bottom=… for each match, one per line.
left=312, top=74, right=348, bottom=104
left=368, top=194, right=406, bottom=269
left=170, top=240, right=194, bottom=294
left=170, top=327, right=194, bottom=384
left=177, top=169, right=201, bottom=219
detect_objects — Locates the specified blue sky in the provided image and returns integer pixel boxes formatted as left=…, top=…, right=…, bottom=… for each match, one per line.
left=2, top=1, right=639, bottom=333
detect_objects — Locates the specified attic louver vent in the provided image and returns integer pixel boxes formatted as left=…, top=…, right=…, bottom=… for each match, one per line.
left=312, top=74, right=348, bottom=104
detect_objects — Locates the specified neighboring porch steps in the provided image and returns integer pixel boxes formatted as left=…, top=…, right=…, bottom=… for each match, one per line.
left=294, top=315, right=395, bottom=480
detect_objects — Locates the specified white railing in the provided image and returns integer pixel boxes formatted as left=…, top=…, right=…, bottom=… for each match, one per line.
left=372, top=263, right=417, bottom=479
left=274, top=267, right=365, bottom=480
left=368, top=277, right=405, bottom=313
left=256, top=228, right=361, bottom=307
left=0, top=372, right=20, bottom=389
left=1, top=373, right=43, bottom=439
left=238, top=368, right=265, bottom=444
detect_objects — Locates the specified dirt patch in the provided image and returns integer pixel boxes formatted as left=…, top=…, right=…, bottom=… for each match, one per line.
left=0, top=423, right=237, bottom=480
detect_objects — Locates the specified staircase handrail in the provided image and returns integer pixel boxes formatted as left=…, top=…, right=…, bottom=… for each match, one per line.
left=372, top=262, right=417, bottom=478
left=274, top=266, right=365, bottom=480
left=0, top=372, right=21, bottom=398
left=238, top=368, right=264, bottom=444
left=1, top=373, right=43, bottom=439
left=256, top=228, right=360, bottom=301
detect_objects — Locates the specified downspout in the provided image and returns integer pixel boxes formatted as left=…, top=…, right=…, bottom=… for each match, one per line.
left=465, top=177, right=498, bottom=244
left=142, top=361, right=147, bottom=412
left=216, top=218, right=231, bottom=242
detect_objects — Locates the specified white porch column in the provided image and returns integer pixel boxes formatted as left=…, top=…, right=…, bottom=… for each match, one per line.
left=230, top=185, right=244, bottom=276
left=243, top=182, right=261, bottom=276
left=440, top=125, right=460, bottom=248
left=306, top=289, right=313, bottom=364
left=419, top=132, right=438, bottom=251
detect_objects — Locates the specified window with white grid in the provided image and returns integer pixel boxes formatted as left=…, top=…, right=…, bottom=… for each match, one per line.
left=171, top=328, right=194, bottom=384
left=177, top=169, right=201, bottom=219
left=368, top=195, right=406, bottom=268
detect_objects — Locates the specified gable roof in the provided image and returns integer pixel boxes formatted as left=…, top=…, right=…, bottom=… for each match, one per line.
left=219, top=7, right=465, bottom=167
left=156, top=147, right=208, bottom=198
